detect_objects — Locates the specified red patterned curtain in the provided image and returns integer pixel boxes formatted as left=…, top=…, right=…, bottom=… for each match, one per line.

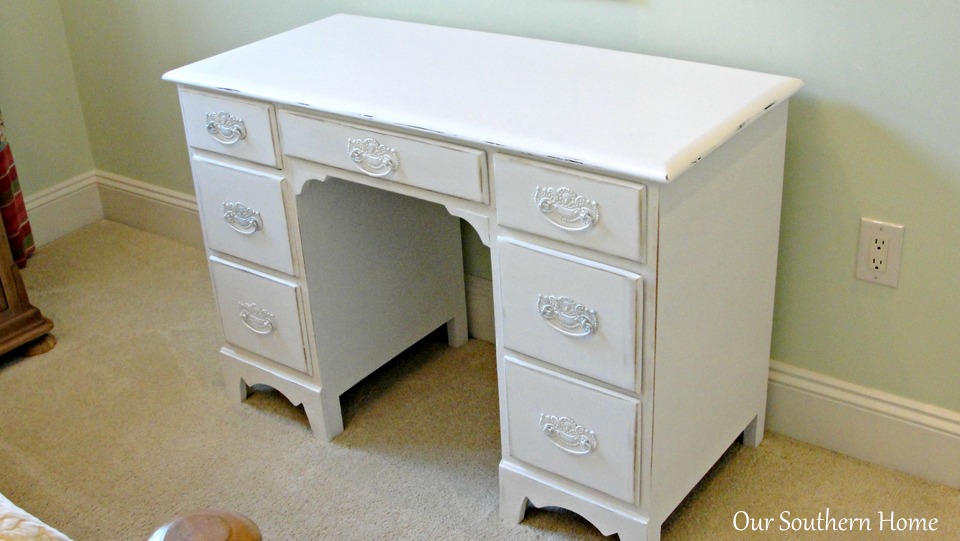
left=0, top=109, right=35, bottom=268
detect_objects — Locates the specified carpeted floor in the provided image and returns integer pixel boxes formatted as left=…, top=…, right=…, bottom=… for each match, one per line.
left=0, top=220, right=957, bottom=540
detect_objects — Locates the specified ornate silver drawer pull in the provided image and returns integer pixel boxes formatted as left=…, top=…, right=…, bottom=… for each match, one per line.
left=539, top=413, right=597, bottom=455
left=348, top=137, right=399, bottom=177
left=222, top=202, right=263, bottom=235
left=534, top=186, right=600, bottom=232
left=206, top=111, right=247, bottom=145
left=537, top=295, right=598, bottom=337
left=238, top=302, right=275, bottom=335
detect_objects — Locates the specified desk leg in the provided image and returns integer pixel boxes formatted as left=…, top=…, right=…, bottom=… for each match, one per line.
left=446, top=312, right=468, bottom=348
left=219, top=351, right=344, bottom=440
left=500, top=461, right=653, bottom=541
left=302, top=389, right=344, bottom=441
left=741, top=412, right=765, bottom=448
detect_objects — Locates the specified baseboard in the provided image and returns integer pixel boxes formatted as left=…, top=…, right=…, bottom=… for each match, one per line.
left=465, top=274, right=495, bottom=343
left=23, top=171, right=103, bottom=247
left=767, top=360, right=960, bottom=488
left=96, top=171, right=203, bottom=249
left=23, top=170, right=202, bottom=249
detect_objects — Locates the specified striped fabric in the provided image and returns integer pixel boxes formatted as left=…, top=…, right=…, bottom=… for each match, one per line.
left=0, top=109, right=35, bottom=268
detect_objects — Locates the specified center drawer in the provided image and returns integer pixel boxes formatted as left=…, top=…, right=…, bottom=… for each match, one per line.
left=497, top=238, right=641, bottom=390
left=278, top=111, right=486, bottom=202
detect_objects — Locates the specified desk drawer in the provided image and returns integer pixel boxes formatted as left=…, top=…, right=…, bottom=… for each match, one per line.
left=210, top=257, right=308, bottom=374
left=505, top=358, right=639, bottom=503
left=278, top=111, right=486, bottom=202
left=498, top=239, right=641, bottom=390
left=194, top=157, right=295, bottom=276
left=179, top=89, right=279, bottom=167
left=494, top=155, right=645, bottom=262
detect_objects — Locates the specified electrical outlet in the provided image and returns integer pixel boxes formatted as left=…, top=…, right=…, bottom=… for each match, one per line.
left=855, top=218, right=904, bottom=287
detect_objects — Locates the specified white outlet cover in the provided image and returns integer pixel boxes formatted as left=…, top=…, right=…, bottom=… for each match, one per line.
left=855, top=218, right=905, bottom=287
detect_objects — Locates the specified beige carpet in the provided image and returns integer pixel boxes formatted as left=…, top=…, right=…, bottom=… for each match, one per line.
left=0, top=220, right=957, bottom=540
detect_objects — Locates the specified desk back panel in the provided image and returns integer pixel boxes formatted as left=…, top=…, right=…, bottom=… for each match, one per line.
left=296, top=176, right=467, bottom=395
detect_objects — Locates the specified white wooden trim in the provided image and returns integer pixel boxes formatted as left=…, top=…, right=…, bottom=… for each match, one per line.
left=96, top=171, right=198, bottom=212
left=96, top=171, right=203, bottom=248
left=465, top=274, right=494, bottom=343
left=767, top=360, right=960, bottom=488
left=24, top=170, right=103, bottom=247
left=23, top=169, right=202, bottom=248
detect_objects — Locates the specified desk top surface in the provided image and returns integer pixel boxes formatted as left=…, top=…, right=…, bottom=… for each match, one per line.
left=164, top=14, right=802, bottom=183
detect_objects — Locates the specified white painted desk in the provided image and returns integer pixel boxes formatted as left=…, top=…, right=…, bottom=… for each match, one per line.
left=165, top=15, right=802, bottom=541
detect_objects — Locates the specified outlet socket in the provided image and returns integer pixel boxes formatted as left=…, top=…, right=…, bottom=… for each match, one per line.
left=855, top=218, right=904, bottom=287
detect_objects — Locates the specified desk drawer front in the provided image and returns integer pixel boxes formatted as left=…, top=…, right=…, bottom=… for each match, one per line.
left=498, top=239, right=641, bottom=389
left=494, top=155, right=645, bottom=262
left=505, top=358, right=639, bottom=503
left=278, top=111, right=486, bottom=202
left=210, top=258, right=308, bottom=374
left=179, top=90, right=278, bottom=167
left=194, top=158, right=294, bottom=276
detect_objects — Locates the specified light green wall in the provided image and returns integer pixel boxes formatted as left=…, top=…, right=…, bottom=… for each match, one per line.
left=8, top=2, right=960, bottom=412
left=0, top=0, right=94, bottom=192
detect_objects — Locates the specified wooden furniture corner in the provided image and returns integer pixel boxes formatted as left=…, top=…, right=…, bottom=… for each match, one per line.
left=0, top=232, right=54, bottom=357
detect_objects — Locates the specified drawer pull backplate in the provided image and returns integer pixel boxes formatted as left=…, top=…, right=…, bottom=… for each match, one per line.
left=537, top=295, right=598, bottom=337
left=539, top=413, right=597, bottom=455
left=238, top=302, right=275, bottom=335
left=535, top=186, right=599, bottom=232
left=206, top=111, right=247, bottom=145
left=348, top=137, right=399, bottom=177
left=222, top=202, right=263, bottom=235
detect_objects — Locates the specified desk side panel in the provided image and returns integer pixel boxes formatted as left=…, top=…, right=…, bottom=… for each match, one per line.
left=650, top=104, right=789, bottom=519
